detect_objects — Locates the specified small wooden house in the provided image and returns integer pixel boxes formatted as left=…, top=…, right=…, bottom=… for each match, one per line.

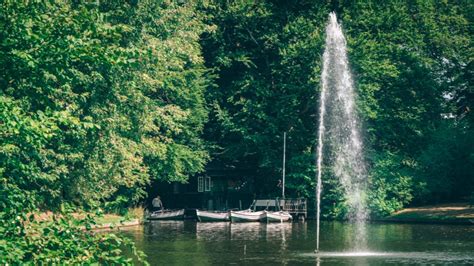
left=149, top=166, right=256, bottom=211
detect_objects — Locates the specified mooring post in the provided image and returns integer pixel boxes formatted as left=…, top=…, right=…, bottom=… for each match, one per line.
left=282, top=132, right=286, bottom=199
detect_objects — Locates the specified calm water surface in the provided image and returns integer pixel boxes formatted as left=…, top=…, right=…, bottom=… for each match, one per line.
left=122, top=221, right=474, bottom=265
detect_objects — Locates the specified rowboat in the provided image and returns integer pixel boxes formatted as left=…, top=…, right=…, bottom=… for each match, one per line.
left=230, top=210, right=265, bottom=222
left=262, top=210, right=292, bottom=222
left=147, top=209, right=185, bottom=220
left=196, top=210, right=229, bottom=222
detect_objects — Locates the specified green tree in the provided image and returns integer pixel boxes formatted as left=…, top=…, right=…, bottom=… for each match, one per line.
left=201, top=1, right=328, bottom=198
left=1, top=1, right=211, bottom=263
left=200, top=0, right=473, bottom=217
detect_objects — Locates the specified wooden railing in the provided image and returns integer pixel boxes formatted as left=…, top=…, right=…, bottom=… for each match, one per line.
left=250, top=198, right=307, bottom=218
left=280, top=198, right=307, bottom=215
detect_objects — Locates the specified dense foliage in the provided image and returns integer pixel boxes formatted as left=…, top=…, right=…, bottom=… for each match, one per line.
left=1, top=1, right=208, bottom=263
left=199, top=0, right=473, bottom=218
left=1, top=0, right=472, bottom=263
left=0, top=177, right=146, bottom=264
left=200, top=1, right=324, bottom=198
left=345, top=0, right=473, bottom=216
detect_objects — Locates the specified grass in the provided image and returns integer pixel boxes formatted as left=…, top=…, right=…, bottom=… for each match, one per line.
left=94, top=206, right=145, bottom=227
left=95, top=214, right=128, bottom=225
left=32, top=207, right=145, bottom=229
left=385, top=203, right=474, bottom=224
left=127, top=206, right=145, bottom=221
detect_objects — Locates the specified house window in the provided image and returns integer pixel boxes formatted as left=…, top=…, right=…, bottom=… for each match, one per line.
left=205, top=176, right=212, bottom=192
left=198, top=176, right=204, bottom=192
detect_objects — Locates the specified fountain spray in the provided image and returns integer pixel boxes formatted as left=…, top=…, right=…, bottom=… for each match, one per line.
left=315, top=12, right=369, bottom=253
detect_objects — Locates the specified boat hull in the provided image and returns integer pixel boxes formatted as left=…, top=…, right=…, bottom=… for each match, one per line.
left=230, top=210, right=264, bottom=222
left=262, top=211, right=292, bottom=222
left=147, top=209, right=185, bottom=220
left=196, top=210, right=229, bottom=222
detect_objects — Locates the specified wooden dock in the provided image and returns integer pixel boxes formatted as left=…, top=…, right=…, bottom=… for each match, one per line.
left=280, top=198, right=307, bottom=221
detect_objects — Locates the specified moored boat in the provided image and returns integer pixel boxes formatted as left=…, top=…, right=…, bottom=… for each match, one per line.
left=196, top=210, right=229, bottom=222
left=147, top=209, right=185, bottom=220
left=230, top=210, right=265, bottom=222
left=262, top=210, right=292, bottom=222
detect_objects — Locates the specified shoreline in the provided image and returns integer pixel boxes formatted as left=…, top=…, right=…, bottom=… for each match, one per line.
left=375, top=202, right=474, bottom=226
left=303, top=217, right=474, bottom=225
left=92, top=203, right=474, bottom=227
left=372, top=218, right=474, bottom=225
left=90, top=218, right=142, bottom=231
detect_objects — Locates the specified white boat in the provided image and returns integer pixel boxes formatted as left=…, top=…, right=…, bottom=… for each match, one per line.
left=147, top=209, right=184, bottom=220
left=262, top=210, right=292, bottom=222
left=230, top=210, right=265, bottom=222
left=196, top=210, right=229, bottom=222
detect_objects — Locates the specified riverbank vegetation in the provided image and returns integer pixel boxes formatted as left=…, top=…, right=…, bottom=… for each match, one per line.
left=1, top=0, right=472, bottom=264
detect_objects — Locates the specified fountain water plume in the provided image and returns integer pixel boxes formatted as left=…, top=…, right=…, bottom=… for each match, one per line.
left=315, top=12, right=369, bottom=252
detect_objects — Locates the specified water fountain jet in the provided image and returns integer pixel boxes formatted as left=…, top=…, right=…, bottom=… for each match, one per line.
left=315, top=12, right=369, bottom=252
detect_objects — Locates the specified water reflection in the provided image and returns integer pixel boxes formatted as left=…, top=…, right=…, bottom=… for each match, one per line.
left=122, top=221, right=474, bottom=265
left=196, top=222, right=230, bottom=241
left=308, top=251, right=474, bottom=265
left=230, top=222, right=267, bottom=241
left=144, top=221, right=184, bottom=237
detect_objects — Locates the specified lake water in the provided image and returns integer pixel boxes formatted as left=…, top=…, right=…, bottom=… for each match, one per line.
left=123, top=221, right=474, bottom=265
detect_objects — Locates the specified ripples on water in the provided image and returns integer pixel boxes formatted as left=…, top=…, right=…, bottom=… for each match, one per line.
left=122, top=221, right=474, bottom=265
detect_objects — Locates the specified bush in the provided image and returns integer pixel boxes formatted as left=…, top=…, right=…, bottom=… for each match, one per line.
left=367, top=152, right=416, bottom=217
left=0, top=178, right=147, bottom=264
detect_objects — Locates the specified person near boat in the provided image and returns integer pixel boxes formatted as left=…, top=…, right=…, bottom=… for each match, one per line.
left=152, top=195, right=163, bottom=212
left=147, top=195, right=185, bottom=220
